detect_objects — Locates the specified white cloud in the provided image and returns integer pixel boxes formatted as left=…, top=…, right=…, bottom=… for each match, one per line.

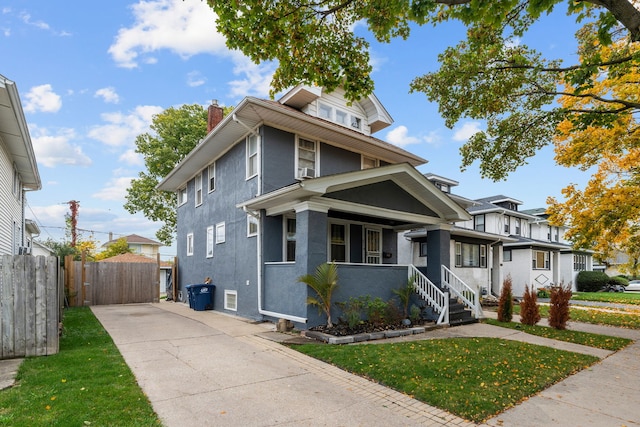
left=119, top=149, right=144, bottom=166
left=30, top=126, right=92, bottom=168
left=19, top=12, right=50, bottom=31
left=24, top=84, right=62, bottom=113
left=452, top=121, right=483, bottom=142
left=186, top=71, right=206, bottom=87
left=386, top=125, right=441, bottom=147
left=95, top=87, right=120, bottom=104
left=93, top=176, right=135, bottom=201
left=87, top=105, right=164, bottom=147
left=227, top=53, right=276, bottom=98
left=109, top=0, right=275, bottom=98
left=108, top=0, right=226, bottom=69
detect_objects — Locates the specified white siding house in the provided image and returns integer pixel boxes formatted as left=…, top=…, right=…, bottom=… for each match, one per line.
left=0, top=74, right=41, bottom=255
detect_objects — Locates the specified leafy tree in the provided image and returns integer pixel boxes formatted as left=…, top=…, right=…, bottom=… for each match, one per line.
left=39, top=237, right=96, bottom=265
left=124, top=104, right=232, bottom=245
left=546, top=38, right=640, bottom=274
left=95, top=237, right=133, bottom=261
left=298, top=262, right=339, bottom=327
left=207, top=0, right=640, bottom=257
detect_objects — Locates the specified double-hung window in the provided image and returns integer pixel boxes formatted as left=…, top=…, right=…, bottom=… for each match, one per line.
left=206, top=226, right=214, bottom=258
left=186, top=233, right=194, bottom=256
left=215, top=222, right=226, bottom=244
left=178, top=186, right=187, bottom=206
left=246, top=134, right=259, bottom=179
left=208, top=163, right=216, bottom=193
left=515, top=218, right=521, bottom=235
left=532, top=250, right=550, bottom=269
left=455, top=242, right=487, bottom=268
left=285, top=217, right=296, bottom=262
left=247, top=215, right=258, bottom=237
left=504, top=216, right=510, bottom=233
left=195, top=173, right=203, bottom=206
left=330, top=223, right=347, bottom=262
left=297, top=137, right=317, bottom=179
left=474, top=215, right=485, bottom=232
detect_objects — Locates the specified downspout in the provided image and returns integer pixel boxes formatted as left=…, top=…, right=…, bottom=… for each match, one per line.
left=243, top=207, right=307, bottom=324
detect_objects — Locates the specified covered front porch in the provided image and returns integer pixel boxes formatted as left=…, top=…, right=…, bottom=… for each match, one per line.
left=238, top=163, right=479, bottom=328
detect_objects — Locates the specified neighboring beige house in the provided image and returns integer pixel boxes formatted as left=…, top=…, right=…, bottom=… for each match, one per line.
left=0, top=74, right=41, bottom=255
left=102, top=233, right=163, bottom=258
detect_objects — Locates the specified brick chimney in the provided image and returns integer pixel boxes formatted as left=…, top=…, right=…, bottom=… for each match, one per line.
left=207, top=100, right=224, bottom=133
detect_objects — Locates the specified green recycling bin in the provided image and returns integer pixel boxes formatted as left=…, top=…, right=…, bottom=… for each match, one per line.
left=190, top=284, right=215, bottom=311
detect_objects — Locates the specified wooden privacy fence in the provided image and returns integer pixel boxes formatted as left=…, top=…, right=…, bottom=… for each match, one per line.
left=66, top=257, right=160, bottom=306
left=0, top=255, right=62, bottom=360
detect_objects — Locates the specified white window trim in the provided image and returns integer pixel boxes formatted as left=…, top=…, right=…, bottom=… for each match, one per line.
left=206, top=226, right=214, bottom=258
left=178, top=186, right=187, bottom=206
left=215, top=222, right=226, bottom=244
left=208, top=163, right=216, bottom=193
left=186, top=233, right=194, bottom=256
left=195, top=172, right=203, bottom=207
left=246, top=134, right=259, bottom=180
left=295, top=135, right=319, bottom=179
left=247, top=215, right=258, bottom=237
left=224, top=290, right=238, bottom=311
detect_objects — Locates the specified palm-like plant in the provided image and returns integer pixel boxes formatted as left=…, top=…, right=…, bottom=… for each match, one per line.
left=298, top=262, right=339, bottom=328
left=393, top=276, right=416, bottom=319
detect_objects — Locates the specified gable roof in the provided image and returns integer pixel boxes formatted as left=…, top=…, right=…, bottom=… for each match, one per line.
left=237, top=163, right=471, bottom=228
left=0, top=74, right=40, bottom=190
left=158, top=96, right=426, bottom=192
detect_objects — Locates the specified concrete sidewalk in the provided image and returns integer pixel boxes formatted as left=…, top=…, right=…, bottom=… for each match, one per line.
left=88, top=301, right=640, bottom=427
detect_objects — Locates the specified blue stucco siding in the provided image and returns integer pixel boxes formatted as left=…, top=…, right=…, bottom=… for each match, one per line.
left=324, top=181, right=438, bottom=216
left=320, top=143, right=362, bottom=175
left=262, top=126, right=296, bottom=192
left=263, top=263, right=308, bottom=319
left=176, top=140, right=261, bottom=320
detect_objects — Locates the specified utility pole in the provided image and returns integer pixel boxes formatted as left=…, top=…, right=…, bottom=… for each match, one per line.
left=67, top=200, right=79, bottom=247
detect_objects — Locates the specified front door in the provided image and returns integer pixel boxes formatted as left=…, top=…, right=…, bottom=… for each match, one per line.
left=365, top=228, right=382, bottom=264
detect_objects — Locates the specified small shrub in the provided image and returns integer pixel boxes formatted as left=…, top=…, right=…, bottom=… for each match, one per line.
left=384, top=299, right=404, bottom=325
left=549, top=282, right=572, bottom=330
left=520, top=283, right=541, bottom=326
left=409, top=304, right=422, bottom=323
left=608, top=276, right=629, bottom=287
left=497, top=275, right=513, bottom=322
left=576, top=271, right=609, bottom=292
left=367, top=297, right=388, bottom=325
left=536, top=287, right=549, bottom=298
left=336, top=296, right=367, bottom=328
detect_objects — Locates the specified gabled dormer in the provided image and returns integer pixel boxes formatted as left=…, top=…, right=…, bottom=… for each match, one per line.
left=423, top=173, right=459, bottom=194
left=485, top=196, right=522, bottom=212
left=279, top=85, right=393, bottom=135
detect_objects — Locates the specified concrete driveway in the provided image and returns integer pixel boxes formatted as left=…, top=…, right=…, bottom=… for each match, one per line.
left=91, top=303, right=468, bottom=426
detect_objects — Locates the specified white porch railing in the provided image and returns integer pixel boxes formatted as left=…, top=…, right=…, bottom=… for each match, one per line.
left=408, top=265, right=449, bottom=325
left=441, top=265, right=483, bottom=319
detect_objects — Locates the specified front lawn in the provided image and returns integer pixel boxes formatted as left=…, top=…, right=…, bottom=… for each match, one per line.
left=293, top=338, right=598, bottom=423
left=0, top=307, right=160, bottom=426
left=484, top=318, right=632, bottom=350
left=572, top=292, right=640, bottom=305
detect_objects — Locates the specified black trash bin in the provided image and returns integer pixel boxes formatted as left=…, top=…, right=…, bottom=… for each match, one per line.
left=190, top=284, right=215, bottom=311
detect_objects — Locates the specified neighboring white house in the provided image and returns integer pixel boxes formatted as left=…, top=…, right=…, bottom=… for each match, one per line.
left=102, top=233, right=163, bottom=259
left=399, top=177, right=594, bottom=297
left=0, top=74, right=41, bottom=255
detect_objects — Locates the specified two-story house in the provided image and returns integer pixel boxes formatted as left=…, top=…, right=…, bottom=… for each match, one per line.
left=102, top=233, right=163, bottom=259
left=158, top=85, right=478, bottom=328
left=463, top=196, right=592, bottom=296
left=0, top=74, right=41, bottom=255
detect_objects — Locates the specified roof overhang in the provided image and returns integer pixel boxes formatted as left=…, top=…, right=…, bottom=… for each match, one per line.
left=158, top=97, right=424, bottom=191
left=237, top=163, right=471, bottom=228
left=0, top=75, right=41, bottom=190
left=405, top=226, right=519, bottom=243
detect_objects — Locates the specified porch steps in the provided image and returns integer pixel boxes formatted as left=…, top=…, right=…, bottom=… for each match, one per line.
left=448, top=298, right=478, bottom=327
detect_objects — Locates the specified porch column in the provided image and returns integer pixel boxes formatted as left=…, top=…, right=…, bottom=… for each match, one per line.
left=426, top=226, right=451, bottom=286
left=294, top=201, right=329, bottom=273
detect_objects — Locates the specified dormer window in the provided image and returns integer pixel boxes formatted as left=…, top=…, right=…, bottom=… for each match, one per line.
left=319, top=103, right=332, bottom=120
left=335, top=110, right=348, bottom=125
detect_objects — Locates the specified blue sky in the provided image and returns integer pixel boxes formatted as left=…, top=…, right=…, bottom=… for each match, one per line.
left=1, top=1, right=587, bottom=257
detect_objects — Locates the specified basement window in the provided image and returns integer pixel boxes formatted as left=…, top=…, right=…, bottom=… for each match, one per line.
left=224, top=290, right=237, bottom=311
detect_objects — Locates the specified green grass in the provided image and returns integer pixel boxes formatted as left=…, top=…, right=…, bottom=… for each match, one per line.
left=571, top=291, right=640, bottom=305
left=0, top=307, right=160, bottom=426
left=484, top=318, right=632, bottom=351
left=293, top=338, right=598, bottom=423
left=512, top=304, right=640, bottom=329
